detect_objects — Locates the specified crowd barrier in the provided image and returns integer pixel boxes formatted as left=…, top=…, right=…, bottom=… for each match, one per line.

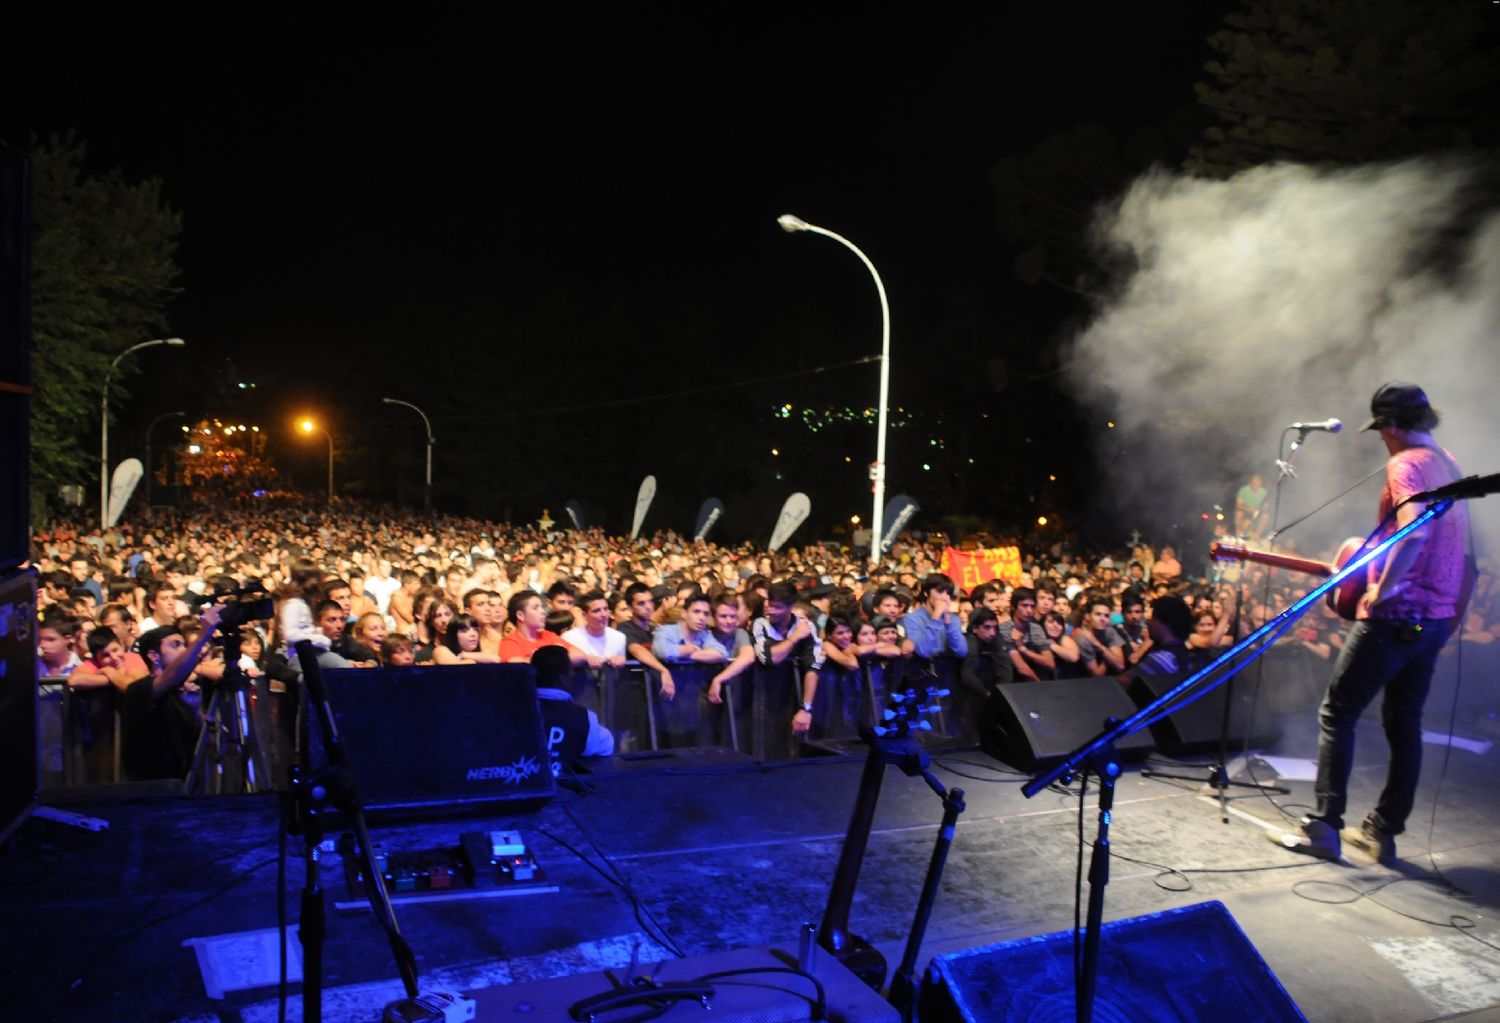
left=37, top=640, right=1495, bottom=787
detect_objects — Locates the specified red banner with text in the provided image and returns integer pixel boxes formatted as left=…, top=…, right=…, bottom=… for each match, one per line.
left=939, top=546, right=1023, bottom=591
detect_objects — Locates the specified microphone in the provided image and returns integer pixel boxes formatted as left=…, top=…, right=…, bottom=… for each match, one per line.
left=1290, top=418, right=1342, bottom=433
left=1411, top=472, right=1500, bottom=503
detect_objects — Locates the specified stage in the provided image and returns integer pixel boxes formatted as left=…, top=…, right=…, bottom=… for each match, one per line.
left=4, top=715, right=1499, bottom=1023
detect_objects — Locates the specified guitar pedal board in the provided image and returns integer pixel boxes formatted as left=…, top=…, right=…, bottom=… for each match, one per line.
left=337, top=830, right=553, bottom=909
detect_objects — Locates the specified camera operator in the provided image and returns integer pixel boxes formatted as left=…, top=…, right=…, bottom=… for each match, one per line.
left=122, top=603, right=224, bottom=782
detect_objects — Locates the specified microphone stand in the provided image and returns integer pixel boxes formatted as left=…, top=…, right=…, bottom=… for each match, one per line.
left=1023, top=498, right=1455, bottom=1023
left=289, top=642, right=419, bottom=1023
left=1139, top=428, right=1305, bottom=805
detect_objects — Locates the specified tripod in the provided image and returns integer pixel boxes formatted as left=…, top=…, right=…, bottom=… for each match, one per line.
left=185, top=627, right=271, bottom=794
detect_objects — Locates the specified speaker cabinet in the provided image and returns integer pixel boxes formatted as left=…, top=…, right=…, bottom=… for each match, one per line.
left=0, top=143, right=31, bottom=573
left=921, top=900, right=1305, bottom=1022
left=321, top=663, right=555, bottom=818
left=984, top=678, right=1153, bottom=771
left=1128, top=672, right=1282, bottom=755
left=0, top=571, right=37, bottom=846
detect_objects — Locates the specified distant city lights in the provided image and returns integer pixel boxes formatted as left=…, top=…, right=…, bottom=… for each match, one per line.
left=772, top=403, right=914, bottom=432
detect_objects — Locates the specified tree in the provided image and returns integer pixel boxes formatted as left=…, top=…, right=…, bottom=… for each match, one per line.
left=1188, top=0, right=1500, bottom=176
left=29, top=134, right=182, bottom=519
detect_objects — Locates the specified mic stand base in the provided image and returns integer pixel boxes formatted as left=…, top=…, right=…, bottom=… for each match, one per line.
left=1077, top=744, right=1120, bottom=1023
left=1138, top=764, right=1289, bottom=795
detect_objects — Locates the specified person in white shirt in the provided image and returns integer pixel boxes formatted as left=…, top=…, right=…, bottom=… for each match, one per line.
left=562, top=590, right=628, bottom=669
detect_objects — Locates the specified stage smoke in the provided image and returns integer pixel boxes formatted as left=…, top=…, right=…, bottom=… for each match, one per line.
left=1068, top=157, right=1500, bottom=566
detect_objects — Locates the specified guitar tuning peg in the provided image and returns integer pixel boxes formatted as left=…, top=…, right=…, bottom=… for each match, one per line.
left=882, top=709, right=897, bottom=721
left=873, top=725, right=892, bottom=737
left=916, top=720, right=933, bottom=731
left=934, top=688, right=951, bottom=699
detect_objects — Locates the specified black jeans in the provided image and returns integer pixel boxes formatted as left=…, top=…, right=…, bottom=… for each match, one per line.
left=1311, top=616, right=1453, bottom=834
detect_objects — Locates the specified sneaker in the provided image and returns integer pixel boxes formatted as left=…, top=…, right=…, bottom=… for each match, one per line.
left=1269, top=819, right=1341, bottom=861
left=1342, top=817, right=1396, bottom=865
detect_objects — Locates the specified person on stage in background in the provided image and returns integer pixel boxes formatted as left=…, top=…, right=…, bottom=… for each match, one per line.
left=1236, top=473, right=1269, bottom=539
left=1274, top=383, right=1472, bottom=864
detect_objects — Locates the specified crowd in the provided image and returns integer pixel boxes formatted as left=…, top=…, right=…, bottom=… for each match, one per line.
left=31, top=497, right=1497, bottom=782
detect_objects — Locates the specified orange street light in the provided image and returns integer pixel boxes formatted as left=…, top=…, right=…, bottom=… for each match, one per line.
left=297, top=418, right=334, bottom=501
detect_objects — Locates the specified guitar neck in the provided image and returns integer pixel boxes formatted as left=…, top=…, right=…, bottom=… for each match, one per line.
left=1210, top=542, right=1333, bottom=578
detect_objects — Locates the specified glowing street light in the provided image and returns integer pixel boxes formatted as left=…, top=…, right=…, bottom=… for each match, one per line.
left=100, top=337, right=185, bottom=527
left=778, top=214, right=891, bottom=567
left=298, top=417, right=335, bottom=502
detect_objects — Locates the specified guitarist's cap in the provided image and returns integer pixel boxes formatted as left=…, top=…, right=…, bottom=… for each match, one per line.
left=1363, top=381, right=1430, bottom=431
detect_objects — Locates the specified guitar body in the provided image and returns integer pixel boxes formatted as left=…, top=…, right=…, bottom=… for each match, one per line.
left=1327, top=537, right=1377, bottom=621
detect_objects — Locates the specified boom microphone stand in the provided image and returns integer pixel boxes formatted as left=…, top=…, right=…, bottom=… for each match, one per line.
left=290, top=642, right=418, bottom=1023
left=1141, top=427, right=1318, bottom=808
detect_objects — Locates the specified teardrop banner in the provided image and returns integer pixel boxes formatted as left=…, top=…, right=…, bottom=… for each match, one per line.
left=879, top=494, right=920, bottom=554
left=630, top=475, right=657, bottom=540
left=693, top=497, right=724, bottom=542
left=106, top=458, right=144, bottom=528
left=768, top=492, right=810, bottom=553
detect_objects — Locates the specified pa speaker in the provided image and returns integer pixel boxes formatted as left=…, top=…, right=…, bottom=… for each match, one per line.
left=920, top=900, right=1305, bottom=1022
left=321, top=663, right=555, bottom=817
left=0, top=571, right=38, bottom=846
left=1128, top=672, right=1282, bottom=755
left=984, top=678, right=1153, bottom=771
left=0, top=143, right=31, bottom=573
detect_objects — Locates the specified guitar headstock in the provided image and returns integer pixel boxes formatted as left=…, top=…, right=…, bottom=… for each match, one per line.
left=1209, top=540, right=1248, bottom=562
left=873, top=684, right=949, bottom=739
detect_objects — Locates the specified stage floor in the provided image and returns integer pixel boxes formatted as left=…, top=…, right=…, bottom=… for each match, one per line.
left=4, top=715, right=1499, bottom=1023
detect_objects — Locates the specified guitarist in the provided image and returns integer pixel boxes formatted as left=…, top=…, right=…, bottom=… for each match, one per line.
left=1275, top=383, right=1471, bottom=865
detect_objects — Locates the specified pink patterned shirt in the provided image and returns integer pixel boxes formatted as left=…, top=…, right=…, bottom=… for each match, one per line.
left=1375, top=445, right=1469, bottom=621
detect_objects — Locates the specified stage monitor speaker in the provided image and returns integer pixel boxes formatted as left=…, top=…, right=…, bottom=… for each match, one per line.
left=322, top=663, right=555, bottom=818
left=1128, top=672, right=1282, bottom=755
left=469, top=943, right=900, bottom=1022
left=920, top=900, right=1305, bottom=1023
left=984, top=677, right=1153, bottom=771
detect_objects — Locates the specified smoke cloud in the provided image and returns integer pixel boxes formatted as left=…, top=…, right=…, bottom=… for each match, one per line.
left=1068, top=158, right=1499, bottom=565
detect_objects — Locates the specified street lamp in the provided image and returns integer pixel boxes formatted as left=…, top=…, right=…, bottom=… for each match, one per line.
left=101, top=337, right=185, bottom=528
left=381, top=397, right=436, bottom=514
left=298, top=418, right=335, bottom=502
left=777, top=214, right=891, bottom=565
left=143, top=410, right=186, bottom=508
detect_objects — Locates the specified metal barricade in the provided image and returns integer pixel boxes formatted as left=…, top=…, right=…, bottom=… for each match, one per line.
left=42, top=677, right=122, bottom=787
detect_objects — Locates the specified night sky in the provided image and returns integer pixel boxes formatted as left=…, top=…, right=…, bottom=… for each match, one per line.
left=11, top=7, right=1231, bottom=539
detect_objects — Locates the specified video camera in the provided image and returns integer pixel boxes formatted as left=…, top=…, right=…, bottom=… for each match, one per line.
left=186, top=578, right=275, bottom=627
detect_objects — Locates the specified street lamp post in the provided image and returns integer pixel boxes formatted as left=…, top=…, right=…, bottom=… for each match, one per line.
left=143, top=410, right=186, bottom=508
left=777, top=214, right=891, bottom=566
left=298, top=418, right=335, bottom=502
left=101, top=338, right=185, bottom=528
left=381, top=398, right=436, bottom=514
